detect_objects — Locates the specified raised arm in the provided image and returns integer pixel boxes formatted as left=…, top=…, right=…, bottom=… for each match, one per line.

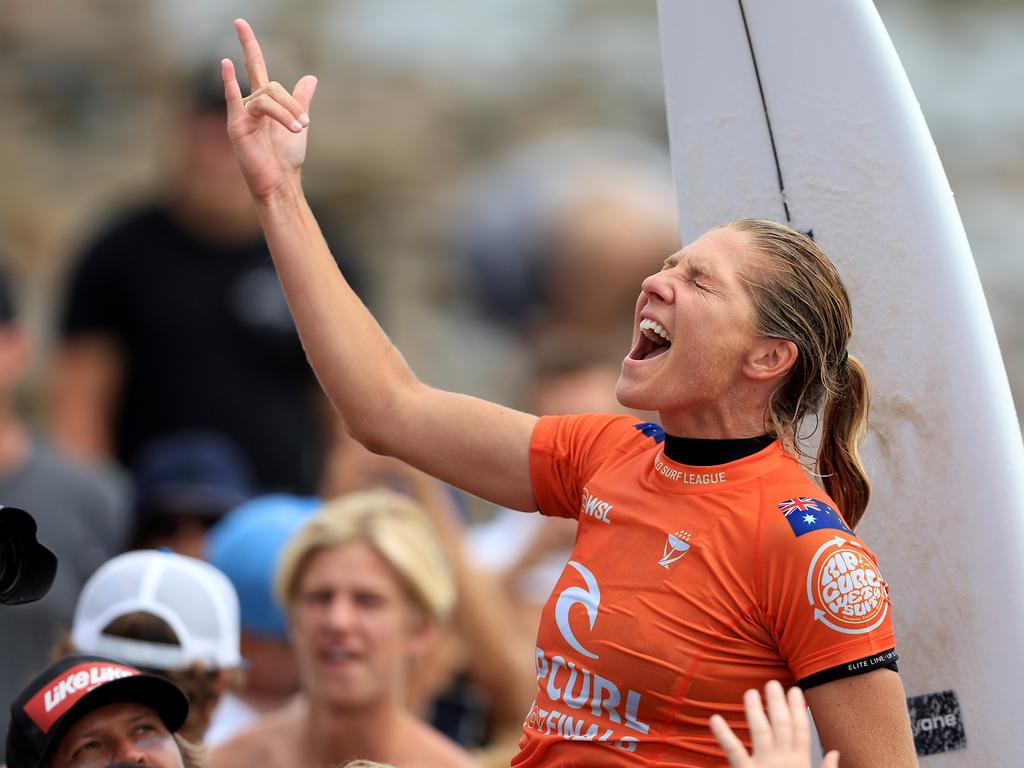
left=221, top=20, right=538, bottom=510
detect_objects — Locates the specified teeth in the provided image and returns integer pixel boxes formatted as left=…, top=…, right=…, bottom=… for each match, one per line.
left=639, top=318, right=672, bottom=344
left=326, top=649, right=353, bottom=661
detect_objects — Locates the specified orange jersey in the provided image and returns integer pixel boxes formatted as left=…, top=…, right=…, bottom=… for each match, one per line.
left=514, top=414, right=896, bottom=767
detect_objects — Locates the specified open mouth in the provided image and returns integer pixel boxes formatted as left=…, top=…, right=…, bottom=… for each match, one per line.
left=628, top=318, right=673, bottom=361
left=319, top=647, right=363, bottom=666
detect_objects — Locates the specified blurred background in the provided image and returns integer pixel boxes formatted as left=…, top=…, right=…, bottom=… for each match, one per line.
left=1, top=0, right=1019, bottom=416
left=0, top=0, right=1019, bottom=759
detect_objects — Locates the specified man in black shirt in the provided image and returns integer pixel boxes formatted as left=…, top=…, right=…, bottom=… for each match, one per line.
left=48, top=70, right=363, bottom=494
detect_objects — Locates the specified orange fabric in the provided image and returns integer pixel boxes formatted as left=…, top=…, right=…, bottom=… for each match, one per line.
left=513, top=414, right=896, bottom=767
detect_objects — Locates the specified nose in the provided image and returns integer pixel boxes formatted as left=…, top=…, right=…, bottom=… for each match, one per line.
left=640, top=269, right=673, bottom=304
left=110, top=738, right=149, bottom=765
left=324, top=594, right=359, bottom=631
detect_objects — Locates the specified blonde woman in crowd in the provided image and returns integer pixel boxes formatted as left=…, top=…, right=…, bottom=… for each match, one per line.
left=211, top=491, right=474, bottom=768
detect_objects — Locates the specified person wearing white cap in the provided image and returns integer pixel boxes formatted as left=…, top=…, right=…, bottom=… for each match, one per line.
left=57, top=549, right=244, bottom=742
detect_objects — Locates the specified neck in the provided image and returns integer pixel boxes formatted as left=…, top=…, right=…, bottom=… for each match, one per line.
left=657, top=408, right=767, bottom=440
left=656, top=382, right=774, bottom=439
left=242, top=689, right=298, bottom=715
left=168, top=188, right=261, bottom=244
left=302, top=695, right=407, bottom=765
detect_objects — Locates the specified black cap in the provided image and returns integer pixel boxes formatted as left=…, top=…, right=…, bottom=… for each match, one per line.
left=5, top=655, right=189, bottom=768
left=133, top=430, right=255, bottom=521
left=0, top=506, right=57, bottom=605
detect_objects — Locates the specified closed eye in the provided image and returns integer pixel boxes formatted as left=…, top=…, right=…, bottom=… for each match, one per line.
left=687, top=276, right=715, bottom=295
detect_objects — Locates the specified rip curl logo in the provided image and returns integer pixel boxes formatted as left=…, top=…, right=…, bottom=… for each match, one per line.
left=658, top=529, right=692, bottom=569
left=555, top=561, right=601, bottom=660
left=807, top=535, right=889, bottom=634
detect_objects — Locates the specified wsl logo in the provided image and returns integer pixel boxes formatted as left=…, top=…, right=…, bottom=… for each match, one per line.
left=658, top=529, right=692, bottom=569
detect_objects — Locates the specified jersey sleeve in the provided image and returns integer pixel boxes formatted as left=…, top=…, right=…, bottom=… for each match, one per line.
left=758, top=494, right=897, bottom=683
left=529, top=413, right=647, bottom=520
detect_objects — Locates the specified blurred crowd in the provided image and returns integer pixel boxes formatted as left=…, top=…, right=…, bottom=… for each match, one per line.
left=0, top=62, right=674, bottom=768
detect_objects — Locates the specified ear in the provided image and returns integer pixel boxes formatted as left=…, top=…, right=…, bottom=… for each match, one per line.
left=743, top=337, right=798, bottom=382
left=405, top=618, right=440, bottom=661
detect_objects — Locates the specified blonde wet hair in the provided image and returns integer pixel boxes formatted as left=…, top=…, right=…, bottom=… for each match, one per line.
left=275, top=489, right=456, bottom=624
left=730, top=218, right=871, bottom=528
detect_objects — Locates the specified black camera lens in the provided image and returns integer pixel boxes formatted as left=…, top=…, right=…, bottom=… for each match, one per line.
left=0, top=506, right=58, bottom=605
left=0, top=524, right=19, bottom=595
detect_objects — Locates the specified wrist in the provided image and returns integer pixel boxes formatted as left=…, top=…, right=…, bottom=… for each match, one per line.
left=254, top=172, right=305, bottom=211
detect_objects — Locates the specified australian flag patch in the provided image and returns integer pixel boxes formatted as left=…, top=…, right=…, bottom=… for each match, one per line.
left=778, top=497, right=853, bottom=537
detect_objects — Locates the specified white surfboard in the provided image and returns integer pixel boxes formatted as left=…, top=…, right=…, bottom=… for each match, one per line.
left=657, top=1, right=1024, bottom=764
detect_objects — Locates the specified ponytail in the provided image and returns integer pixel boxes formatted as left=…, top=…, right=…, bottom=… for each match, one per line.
left=818, top=354, right=871, bottom=528
left=728, top=218, right=871, bottom=529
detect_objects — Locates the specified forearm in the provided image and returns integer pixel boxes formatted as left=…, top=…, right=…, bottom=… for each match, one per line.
left=255, top=178, right=418, bottom=445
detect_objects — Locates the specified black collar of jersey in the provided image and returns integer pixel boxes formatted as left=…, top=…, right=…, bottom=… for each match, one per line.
left=662, top=433, right=775, bottom=466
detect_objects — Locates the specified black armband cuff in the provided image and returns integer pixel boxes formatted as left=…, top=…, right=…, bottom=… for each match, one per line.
left=797, top=648, right=899, bottom=690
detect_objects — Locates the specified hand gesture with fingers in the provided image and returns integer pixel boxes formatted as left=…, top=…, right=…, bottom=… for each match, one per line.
left=222, top=18, right=316, bottom=200
left=710, top=681, right=840, bottom=768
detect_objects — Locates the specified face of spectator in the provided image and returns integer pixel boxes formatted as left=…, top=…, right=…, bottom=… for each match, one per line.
left=48, top=702, right=184, bottom=768
left=289, top=541, right=429, bottom=711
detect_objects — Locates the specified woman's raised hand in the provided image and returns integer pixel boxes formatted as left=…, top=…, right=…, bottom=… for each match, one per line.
left=221, top=19, right=317, bottom=200
left=710, top=681, right=840, bottom=768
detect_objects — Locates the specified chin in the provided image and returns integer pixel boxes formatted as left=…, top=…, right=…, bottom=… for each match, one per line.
left=322, top=686, right=379, bottom=712
left=615, top=376, right=654, bottom=413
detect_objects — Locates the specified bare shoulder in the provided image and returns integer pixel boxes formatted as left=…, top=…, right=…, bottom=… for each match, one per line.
left=209, top=707, right=302, bottom=768
left=396, top=715, right=477, bottom=768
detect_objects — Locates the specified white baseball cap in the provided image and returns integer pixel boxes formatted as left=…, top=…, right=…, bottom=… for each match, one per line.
left=71, top=550, right=243, bottom=670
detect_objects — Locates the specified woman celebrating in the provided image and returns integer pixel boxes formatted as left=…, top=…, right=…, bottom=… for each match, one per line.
left=220, top=20, right=916, bottom=767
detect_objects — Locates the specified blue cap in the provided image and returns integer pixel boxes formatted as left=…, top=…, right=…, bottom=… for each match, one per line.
left=206, top=495, right=322, bottom=638
left=133, top=430, right=255, bottom=520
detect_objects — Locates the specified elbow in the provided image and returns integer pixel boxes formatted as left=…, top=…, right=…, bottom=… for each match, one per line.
left=333, top=373, right=421, bottom=456
left=351, top=428, right=392, bottom=457
left=342, top=416, right=389, bottom=456
left=341, top=392, right=409, bottom=456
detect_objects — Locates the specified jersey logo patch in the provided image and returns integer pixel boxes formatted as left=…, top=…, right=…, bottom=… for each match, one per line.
left=633, top=421, right=665, bottom=443
left=807, top=535, right=889, bottom=634
left=779, top=497, right=853, bottom=537
left=555, top=561, right=602, bottom=659
left=658, top=529, right=692, bottom=569
left=580, top=488, right=614, bottom=524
